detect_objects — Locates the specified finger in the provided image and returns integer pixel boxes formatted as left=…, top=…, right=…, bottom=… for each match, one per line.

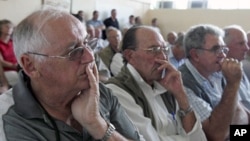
left=93, top=64, right=99, bottom=83
left=155, top=59, right=176, bottom=71
left=86, top=64, right=97, bottom=90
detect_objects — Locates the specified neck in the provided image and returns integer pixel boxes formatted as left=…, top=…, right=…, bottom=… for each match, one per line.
left=0, top=35, right=10, bottom=43
left=190, top=59, right=210, bottom=79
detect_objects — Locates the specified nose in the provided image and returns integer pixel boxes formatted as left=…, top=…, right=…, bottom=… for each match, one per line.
left=80, top=47, right=95, bottom=64
left=158, top=50, right=168, bottom=60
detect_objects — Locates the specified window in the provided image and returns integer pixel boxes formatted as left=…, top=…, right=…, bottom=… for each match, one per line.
left=153, top=0, right=250, bottom=9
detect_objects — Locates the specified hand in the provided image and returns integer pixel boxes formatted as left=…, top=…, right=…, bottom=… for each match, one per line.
left=221, top=58, right=242, bottom=86
left=71, top=64, right=107, bottom=138
left=156, top=59, right=185, bottom=97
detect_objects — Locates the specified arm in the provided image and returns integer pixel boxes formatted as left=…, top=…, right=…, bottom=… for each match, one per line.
left=0, top=54, right=17, bottom=70
left=71, top=64, right=131, bottom=141
left=156, top=59, right=196, bottom=132
left=106, top=84, right=207, bottom=141
left=106, top=84, right=161, bottom=141
left=202, top=59, right=243, bottom=141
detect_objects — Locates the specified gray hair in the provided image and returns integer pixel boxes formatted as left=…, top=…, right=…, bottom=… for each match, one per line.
left=223, top=24, right=246, bottom=45
left=106, top=26, right=121, bottom=38
left=184, top=24, right=224, bottom=58
left=13, top=6, right=77, bottom=66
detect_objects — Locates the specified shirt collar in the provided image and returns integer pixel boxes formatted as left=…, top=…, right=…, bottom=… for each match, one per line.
left=127, top=63, right=167, bottom=97
left=185, top=59, right=222, bottom=86
left=13, top=71, right=45, bottom=119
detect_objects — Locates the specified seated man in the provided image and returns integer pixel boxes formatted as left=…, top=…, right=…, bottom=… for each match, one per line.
left=179, top=24, right=250, bottom=141
left=223, top=25, right=250, bottom=110
left=2, top=6, right=143, bottom=141
left=95, top=26, right=122, bottom=81
left=0, top=19, right=19, bottom=86
left=168, top=34, right=186, bottom=68
left=106, top=26, right=207, bottom=141
left=243, top=31, right=250, bottom=80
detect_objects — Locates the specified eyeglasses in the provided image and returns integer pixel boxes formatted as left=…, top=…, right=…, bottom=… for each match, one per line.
left=27, top=46, right=92, bottom=61
left=142, top=46, right=170, bottom=55
left=196, top=45, right=229, bottom=56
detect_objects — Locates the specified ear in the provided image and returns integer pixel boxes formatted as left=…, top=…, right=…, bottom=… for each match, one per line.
left=123, top=49, right=133, bottom=63
left=20, top=54, right=40, bottom=78
left=189, top=48, right=200, bottom=62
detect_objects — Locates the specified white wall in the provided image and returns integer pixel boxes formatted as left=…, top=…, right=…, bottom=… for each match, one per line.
left=2, top=0, right=250, bottom=40
left=72, top=0, right=150, bottom=29
left=0, top=0, right=150, bottom=29
left=0, top=0, right=41, bottom=25
left=146, top=9, right=250, bottom=39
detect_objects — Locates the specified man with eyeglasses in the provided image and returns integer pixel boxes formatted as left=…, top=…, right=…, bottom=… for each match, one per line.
left=179, top=24, right=250, bottom=141
left=106, top=26, right=207, bottom=141
left=223, top=25, right=250, bottom=111
left=1, top=6, right=144, bottom=141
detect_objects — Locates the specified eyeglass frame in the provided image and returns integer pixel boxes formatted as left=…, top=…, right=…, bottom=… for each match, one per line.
left=26, top=35, right=95, bottom=61
left=137, top=46, right=170, bottom=55
left=196, top=45, right=229, bottom=56
left=26, top=46, right=92, bottom=61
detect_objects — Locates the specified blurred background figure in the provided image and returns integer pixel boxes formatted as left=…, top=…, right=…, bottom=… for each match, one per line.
left=0, top=19, right=18, bottom=86
left=0, top=61, right=9, bottom=94
left=151, top=18, right=161, bottom=34
left=72, top=10, right=85, bottom=22
left=123, top=15, right=135, bottom=35
left=134, top=16, right=142, bottom=26
left=86, top=24, right=108, bottom=53
left=168, top=34, right=186, bottom=68
left=95, top=27, right=122, bottom=82
left=103, top=9, right=120, bottom=39
left=87, top=10, right=106, bottom=39
left=166, top=31, right=177, bottom=46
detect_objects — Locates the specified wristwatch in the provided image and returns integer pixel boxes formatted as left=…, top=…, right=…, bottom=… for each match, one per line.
left=101, top=122, right=116, bottom=141
left=178, top=105, right=193, bottom=118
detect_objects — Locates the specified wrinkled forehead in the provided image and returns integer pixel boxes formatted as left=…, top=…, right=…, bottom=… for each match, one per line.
left=137, top=28, right=165, bottom=47
left=43, top=15, right=87, bottom=43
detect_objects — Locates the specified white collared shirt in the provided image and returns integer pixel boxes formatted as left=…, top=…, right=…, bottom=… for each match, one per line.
left=106, top=64, right=206, bottom=141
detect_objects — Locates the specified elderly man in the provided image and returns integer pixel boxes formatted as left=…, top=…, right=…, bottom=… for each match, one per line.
left=223, top=25, right=250, bottom=110
left=166, top=31, right=177, bottom=46
left=168, top=34, right=186, bottom=68
left=106, top=26, right=207, bottom=141
left=95, top=26, right=122, bottom=80
left=2, top=6, right=143, bottom=141
left=243, top=31, right=250, bottom=80
left=179, top=24, right=250, bottom=141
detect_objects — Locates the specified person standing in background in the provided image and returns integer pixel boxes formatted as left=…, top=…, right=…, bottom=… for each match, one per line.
left=103, top=9, right=120, bottom=39
left=87, top=10, right=106, bottom=39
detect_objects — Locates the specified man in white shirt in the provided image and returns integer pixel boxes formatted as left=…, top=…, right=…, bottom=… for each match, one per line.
left=106, top=26, right=207, bottom=141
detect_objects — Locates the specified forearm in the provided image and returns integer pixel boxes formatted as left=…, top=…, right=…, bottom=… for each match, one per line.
left=0, top=60, right=16, bottom=70
left=203, top=84, right=239, bottom=140
left=175, top=90, right=196, bottom=132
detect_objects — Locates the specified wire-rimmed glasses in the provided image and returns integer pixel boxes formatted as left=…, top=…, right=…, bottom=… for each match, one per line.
left=196, top=45, right=229, bottom=56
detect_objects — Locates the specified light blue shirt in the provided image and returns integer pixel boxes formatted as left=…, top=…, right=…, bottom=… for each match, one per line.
left=238, top=72, right=250, bottom=110
left=86, top=19, right=104, bottom=28
left=184, top=59, right=223, bottom=121
left=168, top=48, right=185, bottom=69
